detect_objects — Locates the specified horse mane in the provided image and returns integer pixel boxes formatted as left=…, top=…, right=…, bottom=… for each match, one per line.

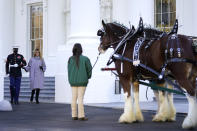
left=106, top=22, right=129, bottom=37
left=112, top=22, right=129, bottom=32
left=143, top=26, right=164, bottom=40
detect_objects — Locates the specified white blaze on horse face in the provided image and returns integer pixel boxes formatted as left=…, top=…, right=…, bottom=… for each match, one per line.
left=98, top=46, right=106, bottom=54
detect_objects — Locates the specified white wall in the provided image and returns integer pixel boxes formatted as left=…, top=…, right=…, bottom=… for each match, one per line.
left=0, top=0, right=15, bottom=100
left=40, top=0, right=67, bottom=76
left=112, top=0, right=130, bottom=27
left=55, top=0, right=124, bottom=103
left=0, top=39, right=3, bottom=101
left=12, top=0, right=66, bottom=76
left=14, top=0, right=27, bottom=58
left=128, top=0, right=154, bottom=27
left=193, top=0, right=197, bottom=36
left=176, top=0, right=194, bottom=36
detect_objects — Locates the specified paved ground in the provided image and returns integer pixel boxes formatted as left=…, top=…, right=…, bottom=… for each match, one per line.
left=87, top=101, right=188, bottom=113
left=0, top=102, right=195, bottom=131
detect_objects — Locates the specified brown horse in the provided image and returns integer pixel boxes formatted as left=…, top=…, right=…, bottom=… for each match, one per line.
left=97, top=20, right=176, bottom=123
left=97, top=19, right=197, bottom=129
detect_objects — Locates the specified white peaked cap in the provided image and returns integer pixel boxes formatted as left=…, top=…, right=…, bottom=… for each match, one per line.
left=12, top=43, right=20, bottom=49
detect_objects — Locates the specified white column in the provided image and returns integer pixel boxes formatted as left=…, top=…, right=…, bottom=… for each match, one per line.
left=192, top=0, right=197, bottom=36
left=176, top=0, right=194, bottom=36
left=14, top=0, right=26, bottom=56
left=0, top=39, right=3, bottom=101
left=56, top=0, right=120, bottom=103
left=112, top=0, right=130, bottom=26
left=68, top=0, right=100, bottom=44
left=47, top=0, right=66, bottom=56
left=0, top=0, right=15, bottom=101
left=42, top=0, right=66, bottom=76
left=128, top=0, right=154, bottom=27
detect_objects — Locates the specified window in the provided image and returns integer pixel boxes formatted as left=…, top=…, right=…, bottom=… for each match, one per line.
left=30, top=5, right=43, bottom=56
left=155, top=0, right=176, bottom=32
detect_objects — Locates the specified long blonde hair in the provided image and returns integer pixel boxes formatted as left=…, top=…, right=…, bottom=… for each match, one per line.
left=33, top=49, right=42, bottom=59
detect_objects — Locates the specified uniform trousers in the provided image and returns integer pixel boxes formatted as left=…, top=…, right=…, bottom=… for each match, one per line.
left=9, top=76, right=21, bottom=102
left=71, top=86, right=86, bottom=118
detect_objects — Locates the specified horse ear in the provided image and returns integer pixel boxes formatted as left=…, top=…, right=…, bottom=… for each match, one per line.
left=170, top=19, right=178, bottom=34
left=102, top=20, right=106, bottom=27
left=102, top=19, right=108, bottom=32
left=132, top=25, right=135, bottom=31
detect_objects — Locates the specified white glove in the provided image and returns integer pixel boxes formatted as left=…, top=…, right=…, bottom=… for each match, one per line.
left=14, top=64, right=18, bottom=67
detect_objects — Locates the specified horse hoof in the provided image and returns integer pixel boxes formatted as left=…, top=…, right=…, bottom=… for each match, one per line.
left=119, top=113, right=136, bottom=123
left=167, top=117, right=176, bottom=122
left=135, top=116, right=144, bottom=122
left=152, top=115, right=167, bottom=122
left=182, top=116, right=197, bottom=129
left=119, top=118, right=135, bottom=123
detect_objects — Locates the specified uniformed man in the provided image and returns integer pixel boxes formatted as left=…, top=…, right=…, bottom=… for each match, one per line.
left=5, top=45, right=27, bottom=104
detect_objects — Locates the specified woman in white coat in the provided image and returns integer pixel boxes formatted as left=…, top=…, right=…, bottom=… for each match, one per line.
left=25, top=49, right=46, bottom=104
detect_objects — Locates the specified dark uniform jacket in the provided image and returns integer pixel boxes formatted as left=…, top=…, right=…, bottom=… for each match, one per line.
left=6, top=53, right=27, bottom=77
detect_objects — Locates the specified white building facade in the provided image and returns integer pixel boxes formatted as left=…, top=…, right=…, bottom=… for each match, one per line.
left=0, top=0, right=197, bottom=103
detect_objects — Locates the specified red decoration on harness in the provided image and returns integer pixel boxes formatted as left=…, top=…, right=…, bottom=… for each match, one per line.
left=101, top=68, right=116, bottom=71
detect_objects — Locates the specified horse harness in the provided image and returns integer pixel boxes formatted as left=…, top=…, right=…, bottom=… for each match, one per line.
left=108, top=30, right=197, bottom=94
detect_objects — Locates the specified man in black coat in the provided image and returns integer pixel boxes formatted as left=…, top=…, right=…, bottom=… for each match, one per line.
left=5, top=46, right=27, bottom=104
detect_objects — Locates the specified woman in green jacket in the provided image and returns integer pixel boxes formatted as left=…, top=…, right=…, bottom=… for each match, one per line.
left=68, top=43, right=92, bottom=121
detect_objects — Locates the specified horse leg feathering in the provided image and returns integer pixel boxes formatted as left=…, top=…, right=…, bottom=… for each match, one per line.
left=133, top=82, right=144, bottom=122
left=182, top=94, right=197, bottom=129
left=119, top=92, right=136, bottom=123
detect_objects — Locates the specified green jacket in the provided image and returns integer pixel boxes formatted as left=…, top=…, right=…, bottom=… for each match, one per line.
left=68, top=55, right=92, bottom=87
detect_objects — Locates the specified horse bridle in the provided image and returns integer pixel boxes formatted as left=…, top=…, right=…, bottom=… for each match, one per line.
left=97, top=29, right=123, bottom=49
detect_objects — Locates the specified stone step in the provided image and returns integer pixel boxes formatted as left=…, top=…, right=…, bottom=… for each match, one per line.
left=4, top=78, right=55, bottom=83
left=4, top=86, right=55, bottom=89
left=4, top=77, right=55, bottom=103
left=4, top=90, right=55, bottom=95
left=4, top=83, right=55, bottom=87
left=4, top=97, right=55, bottom=102
left=173, top=94, right=187, bottom=102
left=4, top=93, right=55, bottom=97
left=4, top=89, right=55, bottom=93
left=4, top=76, right=55, bottom=79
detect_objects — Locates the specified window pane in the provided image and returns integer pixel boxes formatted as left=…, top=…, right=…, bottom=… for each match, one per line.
left=162, top=12, right=168, bottom=25
left=170, top=12, right=176, bottom=26
left=155, top=0, right=176, bottom=32
left=162, top=0, right=168, bottom=13
left=35, top=40, right=41, bottom=50
left=35, top=28, right=39, bottom=38
left=31, top=40, right=35, bottom=56
left=30, top=5, right=43, bottom=57
left=155, top=0, right=161, bottom=14
left=169, top=0, right=176, bottom=12
left=156, top=14, right=161, bottom=28
left=31, top=28, right=35, bottom=39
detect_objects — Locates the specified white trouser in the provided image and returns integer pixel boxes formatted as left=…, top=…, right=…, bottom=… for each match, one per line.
left=71, top=86, right=86, bottom=118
